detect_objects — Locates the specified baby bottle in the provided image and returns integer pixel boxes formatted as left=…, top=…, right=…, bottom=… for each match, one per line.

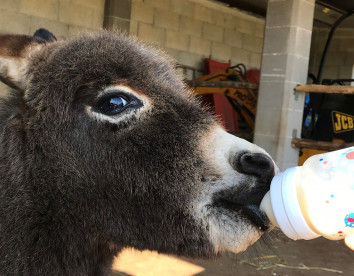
left=260, top=147, right=354, bottom=240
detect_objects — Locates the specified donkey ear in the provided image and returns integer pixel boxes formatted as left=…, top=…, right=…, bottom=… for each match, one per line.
left=0, top=34, right=47, bottom=90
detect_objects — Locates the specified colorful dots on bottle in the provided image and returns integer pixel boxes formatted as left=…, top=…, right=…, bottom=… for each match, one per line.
left=345, top=213, right=354, bottom=228
left=325, top=194, right=335, bottom=204
left=346, top=151, right=354, bottom=160
left=319, top=158, right=328, bottom=165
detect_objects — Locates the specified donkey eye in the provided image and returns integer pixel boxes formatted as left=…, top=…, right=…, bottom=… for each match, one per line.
left=97, top=94, right=141, bottom=116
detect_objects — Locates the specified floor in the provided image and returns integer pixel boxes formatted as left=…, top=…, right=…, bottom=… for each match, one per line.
left=111, top=232, right=354, bottom=276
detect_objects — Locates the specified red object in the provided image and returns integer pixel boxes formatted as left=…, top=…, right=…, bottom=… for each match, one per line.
left=204, top=58, right=238, bottom=133
left=205, top=58, right=231, bottom=74
left=246, top=68, right=260, bottom=83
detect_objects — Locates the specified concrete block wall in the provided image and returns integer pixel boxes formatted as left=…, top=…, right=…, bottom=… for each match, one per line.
left=129, top=0, right=265, bottom=73
left=0, top=0, right=106, bottom=96
left=309, top=27, right=354, bottom=82
left=0, top=0, right=265, bottom=93
left=0, top=0, right=105, bottom=37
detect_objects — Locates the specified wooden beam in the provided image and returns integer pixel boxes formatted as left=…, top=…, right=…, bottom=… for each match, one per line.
left=295, top=84, right=354, bottom=94
left=291, top=138, right=354, bottom=151
left=187, top=80, right=258, bottom=89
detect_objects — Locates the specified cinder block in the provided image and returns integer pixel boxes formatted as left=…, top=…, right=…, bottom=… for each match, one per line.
left=262, top=27, right=288, bottom=54
left=277, top=138, right=301, bottom=170
left=189, top=37, right=211, bottom=56
left=131, top=2, right=154, bottom=24
left=237, top=19, right=256, bottom=35
left=165, top=30, right=189, bottom=51
left=254, top=106, right=282, bottom=136
left=172, top=50, right=204, bottom=69
left=20, top=0, right=58, bottom=21
left=249, top=53, right=261, bottom=68
left=171, top=0, right=194, bottom=17
left=92, top=8, right=104, bottom=29
left=327, top=38, right=340, bottom=52
left=280, top=107, right=305, bottom=138
left=242, top=34, right=262, bottom=53
left=292, top=27, right=312, bottom=57
left=344, top=52, right=354, bottom=65
left=266, top=0, right=292, bottom=28
left=321, top=66, right=339, bottom=79
left=212, top=11, right=234, bottom=29
left=194, top=4, right=213, bottom=23
left=68, top=25, right=95, bottom=37
left=59, top=2, right=94, bottom=28
left=339, top=65, right=353, bottom=79
left=211, top=42, right=231, bottom=62
left=0, top=9, right=30, bottom=34
left=292, top=0, right=314, bottom=31
left=231, top=47, right=250, bottom=66
left=72, top=0, right=105, bottom=11
left=30, top=17, right=69, bottom=38
left=256, top=81, right=285, bottom=110
left=316, top=28, right=329, bottom=40
left=154, top=9, right=179, bottom=31
left=202, top=23, right=223, bottom=42
left=253, top=133, right=278, bottom=161
left=105, top=0, right=131, bottom=19
left=339, top=38, right=354, bottom=52
left=283, top=55, right=310, bottom=83
left=259, top=54, right=287, bottom=82
left=267, top=0, right=314, bottom=31
left=334, top=28, right=354, bottom=38
left=0, top=0, right=21, bottom=11
left=224, top=29, right=242, bottom=48
left=129, top=19, right=138, bottom=36
left=254, top=21, right=265, bottom=38
left=180, top=16, right=202, bottom=37
left=145, top=0, right=170, bottom=10
left=325, top=52, right=347, bottom=66
left=104, top=16, right=130, bottom=32
left=263, top=26, right=311, bottom=57
left=138, top=23, right=165, bottom=46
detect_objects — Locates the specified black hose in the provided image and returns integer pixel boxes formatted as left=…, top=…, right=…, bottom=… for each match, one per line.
left=316, top=9, right=354, bottom=84
left=230, top=63, right=247, bottom=79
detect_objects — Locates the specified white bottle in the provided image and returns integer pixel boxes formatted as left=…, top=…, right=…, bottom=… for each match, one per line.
left=260, top=147, right=354, bottom=240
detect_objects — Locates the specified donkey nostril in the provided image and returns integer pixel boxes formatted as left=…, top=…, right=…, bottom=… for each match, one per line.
left=234, top=152, right=274, bottom=178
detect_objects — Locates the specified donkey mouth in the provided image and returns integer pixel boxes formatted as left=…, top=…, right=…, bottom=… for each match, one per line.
left=241, top=204, right=269, bottom=231
left=213, top=198, right=269, bottom=231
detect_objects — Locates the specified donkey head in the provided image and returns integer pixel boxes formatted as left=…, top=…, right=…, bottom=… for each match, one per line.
left=0, top=31, right=276, bottom=273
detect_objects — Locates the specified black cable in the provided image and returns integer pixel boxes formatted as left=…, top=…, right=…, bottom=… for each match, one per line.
left=317, top=9, right=354, bottom=84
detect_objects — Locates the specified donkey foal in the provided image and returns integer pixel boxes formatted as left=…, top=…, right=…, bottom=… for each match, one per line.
left=0, top=31, right=276, bottom=275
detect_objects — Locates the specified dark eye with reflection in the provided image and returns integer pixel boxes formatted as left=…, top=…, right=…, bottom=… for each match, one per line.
left=96, top=93, right=142, bottom=116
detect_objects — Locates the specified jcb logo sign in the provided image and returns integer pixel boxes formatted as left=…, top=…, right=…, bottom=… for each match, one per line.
left=332, top=111, right=354, bottom=133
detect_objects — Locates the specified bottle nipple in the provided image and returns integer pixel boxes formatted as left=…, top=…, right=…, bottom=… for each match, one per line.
left=260, top=191, right=279, bottom=227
